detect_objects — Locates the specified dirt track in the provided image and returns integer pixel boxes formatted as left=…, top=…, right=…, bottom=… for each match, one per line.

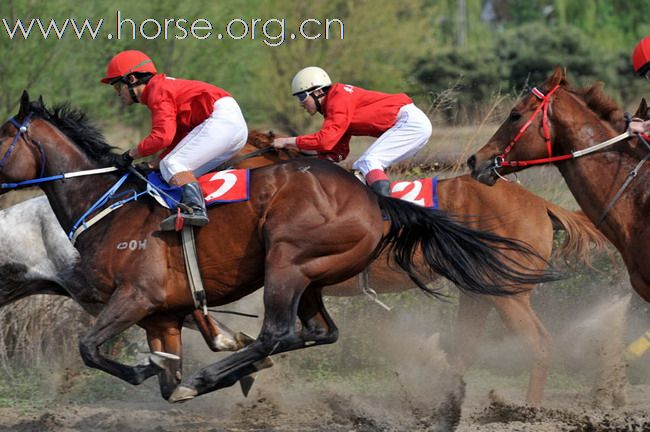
left=1, top=382, right=649, bottom=431
left=1, top=283, right=649, bottom=431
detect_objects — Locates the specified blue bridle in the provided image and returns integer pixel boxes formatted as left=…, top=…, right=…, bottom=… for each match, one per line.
left=0, top=114, right=46, bottom=180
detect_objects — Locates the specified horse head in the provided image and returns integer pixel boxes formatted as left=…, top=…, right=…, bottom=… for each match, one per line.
left=468, top=67, right=623, bottom=185
left=0, top=91, right=50, bottom=189
left=0, top=91, right=118, bottom=191
left=467, top=67, right=571, bottom=185
left=221, top=130, right=301, bottom=170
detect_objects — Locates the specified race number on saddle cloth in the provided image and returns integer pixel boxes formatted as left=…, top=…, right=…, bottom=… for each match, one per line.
left=389, top=177, right=438, bottom=209
left=147, top=169, right=250, bottom=209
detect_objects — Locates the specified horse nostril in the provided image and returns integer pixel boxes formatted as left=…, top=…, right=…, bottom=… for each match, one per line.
left=466, top=155, right=476, bottom=170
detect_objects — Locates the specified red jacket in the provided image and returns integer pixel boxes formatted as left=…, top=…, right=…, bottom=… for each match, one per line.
left=138, top=74, right=230, bottom=157
left=296, top=83, right=412, bottom=161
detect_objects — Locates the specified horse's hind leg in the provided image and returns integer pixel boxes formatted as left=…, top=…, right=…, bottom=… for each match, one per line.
left=144, top=318, right=184, bottom=400
left=169, top=269, right=314, bottom=402
left=78, top=285, right=160, bottom=385
left=449, top=292, right=493, bottom=374
left=297, top=287, right=339, bottom=345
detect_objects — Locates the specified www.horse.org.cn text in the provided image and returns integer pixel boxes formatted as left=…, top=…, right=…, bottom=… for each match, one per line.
left=1, top=10, right=345, bottom=46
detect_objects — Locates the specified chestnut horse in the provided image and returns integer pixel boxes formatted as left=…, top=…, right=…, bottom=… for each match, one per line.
left=233, top=131, right=607, bottom=405
left=0, top=150, right=604, bottom=406
left=469, top=68, right=650, bottom=302
left=0, top=93, right=558, bottom=402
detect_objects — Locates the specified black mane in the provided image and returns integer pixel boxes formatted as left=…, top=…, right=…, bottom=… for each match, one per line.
left=29, top=101, right=119, bottom=165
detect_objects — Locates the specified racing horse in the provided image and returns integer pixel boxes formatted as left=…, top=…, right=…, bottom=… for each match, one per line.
left=0, top=157, right=605, bottom=406
left=469, top=67, right=649, bottom=304
left=0, top=92, right=560, bottom=402
left=233, top=131, right=608, bottom=405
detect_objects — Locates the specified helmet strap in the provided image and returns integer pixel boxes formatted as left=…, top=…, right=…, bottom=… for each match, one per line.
left=125, top=74, right=141, bottom=103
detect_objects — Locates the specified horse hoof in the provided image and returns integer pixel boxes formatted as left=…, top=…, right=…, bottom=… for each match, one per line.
left=253, top=356, right=274, bottom=371
left=169, top=385, right=198, bottom=403
left=239, top=375, right=255, bottom=397
left=215, top=333, right=239, bottom=351
left=150, top=351, right=181, bottom=370
left=235, top=332, right=256, bottom=347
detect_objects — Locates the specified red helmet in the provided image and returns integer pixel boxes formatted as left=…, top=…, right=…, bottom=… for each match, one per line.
left=101, top=50, right=157, bottom=84
left=632, top=35, right=650, bottom=75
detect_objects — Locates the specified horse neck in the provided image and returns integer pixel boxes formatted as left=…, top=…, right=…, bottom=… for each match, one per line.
left=34, top=121, right=119, bottom=233
left=551, top=95, right=640, bottom=247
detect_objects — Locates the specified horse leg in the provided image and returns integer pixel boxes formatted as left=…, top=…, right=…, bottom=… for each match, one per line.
left=144, top=318, right=184, bottom=400
left=297, top=287, right=339, bottom=345
left=448, top=292, right=493, bottom=374
left=169, top=269, right=313, bottom=402
left=78, top=286, right=160, bottom=385
left=492, top=293, right=552, bottom=406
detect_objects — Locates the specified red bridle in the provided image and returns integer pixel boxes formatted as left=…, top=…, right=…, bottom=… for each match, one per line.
left=495, top=84, right=574, bottom=168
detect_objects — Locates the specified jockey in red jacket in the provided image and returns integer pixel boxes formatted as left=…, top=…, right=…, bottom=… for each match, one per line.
left=272, top=67, right=432, bottom=196
left=102, top=50, right=248, bottom=230
left=630, top=36, right=650, bottom=135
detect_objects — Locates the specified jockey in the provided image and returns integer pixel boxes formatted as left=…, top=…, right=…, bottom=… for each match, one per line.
left=102, top=50, right=248, bottom=230
left=629, top=36, right=650, bottom=135
left=271, top=66, right=432, bottom=196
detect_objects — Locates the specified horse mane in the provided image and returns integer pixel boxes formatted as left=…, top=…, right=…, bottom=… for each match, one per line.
left=572, top=82, right=626, bottom=132
left=29, top=101, right=118, bottom=165
left=247, top=130, right=275, bottom=149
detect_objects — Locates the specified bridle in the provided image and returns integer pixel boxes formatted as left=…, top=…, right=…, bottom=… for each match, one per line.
left=0, top=114, right=46, bottom=179
left=493, top=84, right=570, bottom=168
left=491, top=84, right=649, bottom=228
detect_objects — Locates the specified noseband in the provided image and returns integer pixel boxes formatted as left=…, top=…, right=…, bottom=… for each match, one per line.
left=0, top=114, right=46, bottom=178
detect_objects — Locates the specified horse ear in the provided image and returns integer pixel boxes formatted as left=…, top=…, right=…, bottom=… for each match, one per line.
left=17, top=90, right=31, bottom=119
left=37, top=95, right=45, bottom=108
left=634, top=98, right=649, bottom=120
left=547, top=66, right=567, bottom=87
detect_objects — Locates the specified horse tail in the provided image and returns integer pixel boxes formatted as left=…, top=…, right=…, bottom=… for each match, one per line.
left=545, top=203, right=609, bottom=267
left=375, top=196, right=562, bottom=298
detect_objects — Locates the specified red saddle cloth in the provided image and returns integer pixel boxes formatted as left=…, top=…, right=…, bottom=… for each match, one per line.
left=390, top=177, right=437, bottom=209
left=198, top=169, right=250, bottom=204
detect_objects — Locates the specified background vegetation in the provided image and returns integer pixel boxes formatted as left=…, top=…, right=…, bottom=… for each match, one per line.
left=0, top=0, right=647, bottom=134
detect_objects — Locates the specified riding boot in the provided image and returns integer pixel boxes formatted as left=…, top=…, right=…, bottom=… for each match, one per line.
left=160, top=182, right=209, bottom=231
left=370, top=180, right=391, bottom=197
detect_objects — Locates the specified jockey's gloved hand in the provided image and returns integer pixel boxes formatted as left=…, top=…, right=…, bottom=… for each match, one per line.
left=134, top=162, right=153, bottom=174
left=114, top=150, right=134, bottom=169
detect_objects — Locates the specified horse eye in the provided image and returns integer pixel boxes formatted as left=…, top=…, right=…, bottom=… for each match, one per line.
left=509, top=111, right=522, bottom=122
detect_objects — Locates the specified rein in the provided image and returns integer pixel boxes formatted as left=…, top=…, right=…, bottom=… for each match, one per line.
left=213, top=146, right=275, bottom=171
left=492, top=86, right=650, bottom=227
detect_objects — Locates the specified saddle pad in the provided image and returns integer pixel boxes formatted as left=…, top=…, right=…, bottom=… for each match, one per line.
left=146, top=169, right=250, bottom=209
left=390, top=177, right=438, bottom=209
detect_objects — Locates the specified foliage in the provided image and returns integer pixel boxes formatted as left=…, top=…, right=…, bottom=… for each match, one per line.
left=415, top=22, right=647, bottom=124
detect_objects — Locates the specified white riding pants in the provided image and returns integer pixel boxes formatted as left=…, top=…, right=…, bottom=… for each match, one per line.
left=159, top=97, right=248, bottom=182
left=352, top=103, right=432, bottom=176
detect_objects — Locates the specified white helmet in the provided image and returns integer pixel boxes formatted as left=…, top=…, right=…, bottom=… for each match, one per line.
left=291, top=66, right=332, bottom=95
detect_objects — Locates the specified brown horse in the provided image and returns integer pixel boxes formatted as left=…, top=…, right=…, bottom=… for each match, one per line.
left=237, top=131, right=606, bottom=405
left=469, top=68, right=650, bottom=303
left=0, top=92, right=558, bottom=402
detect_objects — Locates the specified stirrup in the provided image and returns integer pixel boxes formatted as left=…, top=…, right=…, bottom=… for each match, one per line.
left=160, top=211, right=209, bottom=231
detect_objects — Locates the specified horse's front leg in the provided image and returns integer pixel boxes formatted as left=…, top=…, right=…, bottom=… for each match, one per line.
left=78, top=284, right=161, bottom=385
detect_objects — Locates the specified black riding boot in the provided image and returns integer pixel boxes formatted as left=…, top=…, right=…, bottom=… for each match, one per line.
left=160, top=182, right=209, bottom=231
left=370, top=180, right=391, bottom=197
